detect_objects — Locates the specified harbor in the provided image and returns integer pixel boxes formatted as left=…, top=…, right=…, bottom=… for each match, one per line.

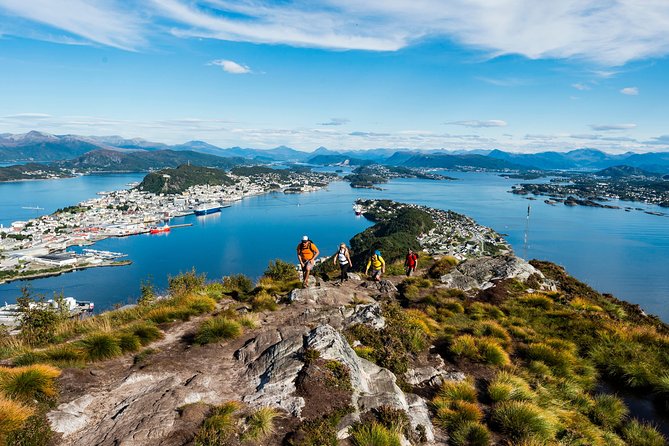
left=0, top=168, right=337, bottom=289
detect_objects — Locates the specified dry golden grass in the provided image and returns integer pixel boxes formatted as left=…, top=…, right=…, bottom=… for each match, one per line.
left=0, top=395, right=35, bottom=442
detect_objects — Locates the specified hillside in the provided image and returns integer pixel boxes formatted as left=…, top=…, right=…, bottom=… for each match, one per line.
left=401, top=153, right=527, bottom=170
left=0, top=131, right=104, bottom=162
left=1, top=202, right=668, bottom=445
left=60, top=149, right=248, bottom=172
left=137, top=164, right=234, bottom=194
left=595, top=165, right=661, bottom=178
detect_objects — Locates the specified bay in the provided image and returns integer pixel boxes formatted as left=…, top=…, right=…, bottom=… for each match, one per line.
left=0, top=172, right=667, bottom=322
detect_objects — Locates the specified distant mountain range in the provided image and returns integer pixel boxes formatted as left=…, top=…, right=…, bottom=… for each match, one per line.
left=2, top=130, right=669, bottom=173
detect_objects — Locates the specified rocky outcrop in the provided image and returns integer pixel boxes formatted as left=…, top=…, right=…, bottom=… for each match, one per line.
left=439, top=255, right=555, bottom=291
left=47, top=286, right=440, bottom=446
left=239, top=323, right=435, bottom=443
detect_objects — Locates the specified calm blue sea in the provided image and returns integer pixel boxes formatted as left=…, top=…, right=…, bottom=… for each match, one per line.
left=0, top=172, right=667, bottom=322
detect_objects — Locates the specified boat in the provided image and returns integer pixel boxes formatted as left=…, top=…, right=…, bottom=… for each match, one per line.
left=194, top=203, right=222, bottom=216
left=1, top=297, right=94, bottom=328
left=149, top=225, right=170, bottom=234
left=353, top=204, right=363, bottom=216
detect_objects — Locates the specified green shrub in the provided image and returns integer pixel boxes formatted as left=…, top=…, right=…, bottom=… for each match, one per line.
left=194, top=317, right=242, bottom=345
left=79, top=333, right=122, bottom=361
left=349, top=421, right=402, bottom=446
left=264, top=259, right=299, bottom=282
left=622, top=419, right=666, bottom=446
left=449, top=421, right=491, bottom=446
left=589, top=394, right=628, bottom=429
left=0, top=364, right=61, bottom=402
left=492, top=401, right=556, bottom=443
left=427, top=256, right=458, bottom=279
left=168, top=269, right=206, bottom=296
left=221, top=274, right=254, bottom=300
left=242, top=406, right=279, bottom=441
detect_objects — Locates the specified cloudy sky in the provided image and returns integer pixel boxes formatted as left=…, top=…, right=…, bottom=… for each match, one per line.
left=0, top=0, right=668, bottom=153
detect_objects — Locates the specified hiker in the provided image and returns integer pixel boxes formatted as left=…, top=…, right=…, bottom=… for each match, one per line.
left=365, top=250, right=385, bottom=282
left=405, top=249, right=418, bottom=277
left=333, top=243, right=352, bottom=284
left=297, top=235, right=319, bottom=287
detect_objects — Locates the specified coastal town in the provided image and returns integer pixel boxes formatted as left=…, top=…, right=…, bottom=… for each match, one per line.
left=356, top=199, right=511, bottom=259
left=0, top=168, right=337, bottom=284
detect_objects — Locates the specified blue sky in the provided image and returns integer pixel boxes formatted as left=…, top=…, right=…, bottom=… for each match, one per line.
left=0, top=1, right=668, bottom=153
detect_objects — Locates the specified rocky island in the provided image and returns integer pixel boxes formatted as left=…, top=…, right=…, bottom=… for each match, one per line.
left=511, top=166, right=669, bottom=212
left=1, top=201, right=667, bottom=446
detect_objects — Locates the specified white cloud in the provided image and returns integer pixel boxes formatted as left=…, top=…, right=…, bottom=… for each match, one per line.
left=319, top=118, right=350, bottom=126
left=2, top=113, right=52, bottom=119
left=3, top=1, right=669, bottom=65
left=0, top=0, right=146, bottom=50
left=620, top=87, right=639, bottom=95
left=571, top=83, right=590, bottom=91
left=151, top=0, right=669, bottom=65
left=445, top=120, right=507, bottom=128
left=590, top=123, right=637, bottom=131
left=208, top=59, right=251, bottom=74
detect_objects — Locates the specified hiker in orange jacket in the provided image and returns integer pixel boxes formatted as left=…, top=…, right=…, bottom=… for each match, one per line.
left=297, top=235, right=319, bottom=287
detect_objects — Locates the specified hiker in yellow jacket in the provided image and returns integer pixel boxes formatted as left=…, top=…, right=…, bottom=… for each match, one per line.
left=365, top=250, right=385, bottom=282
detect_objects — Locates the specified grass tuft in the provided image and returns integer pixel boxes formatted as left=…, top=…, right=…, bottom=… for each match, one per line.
left=622, top=419, right=667, bottom=446
left=242, top=406, right=279, bottom=441
left=488, top=372, right=534, bottom=402
left=194, top=401, right=241, bottom=446
left=349, top=421, right=402, bottom=446
left=194, top=317, right=242, bottom=345
left=589, top=393, right=628, bottom=429
left=127, top=322, right=163, bottom=345
left=0, top=364, right=61, bottom=402
left=117, top=333, right=142, bottom=353
left=79, top=332, right=122, bottom=361
left=0, top=396, right=36, bottom=442
left=492, top=401, right=556, bottom=443
left=448, top=420, right=491, bottom=446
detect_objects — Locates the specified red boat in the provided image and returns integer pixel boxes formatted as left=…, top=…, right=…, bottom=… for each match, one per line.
left=149, top=225, right=170, bottom=234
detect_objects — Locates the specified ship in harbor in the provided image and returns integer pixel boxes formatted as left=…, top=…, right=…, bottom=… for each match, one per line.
left=353, top=204, right=364, bottom=215
left=149, top=224, right=171, bottom=234
left=194, top=202, right=231, bottom=216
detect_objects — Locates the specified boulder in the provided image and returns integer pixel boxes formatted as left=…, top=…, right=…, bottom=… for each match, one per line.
left=344, top=303, right=386, bottom=329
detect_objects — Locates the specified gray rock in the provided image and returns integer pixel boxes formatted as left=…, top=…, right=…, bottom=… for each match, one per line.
left=344, top=304, right=386, bottom=329
left=440, top=255, right=549, bottom=291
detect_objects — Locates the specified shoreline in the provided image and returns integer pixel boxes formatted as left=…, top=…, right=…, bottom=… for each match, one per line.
left=0, top=259, right=132, bottom=285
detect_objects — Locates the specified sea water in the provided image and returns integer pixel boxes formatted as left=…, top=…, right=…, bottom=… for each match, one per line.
left=0, top=172, right=667, bottom=322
